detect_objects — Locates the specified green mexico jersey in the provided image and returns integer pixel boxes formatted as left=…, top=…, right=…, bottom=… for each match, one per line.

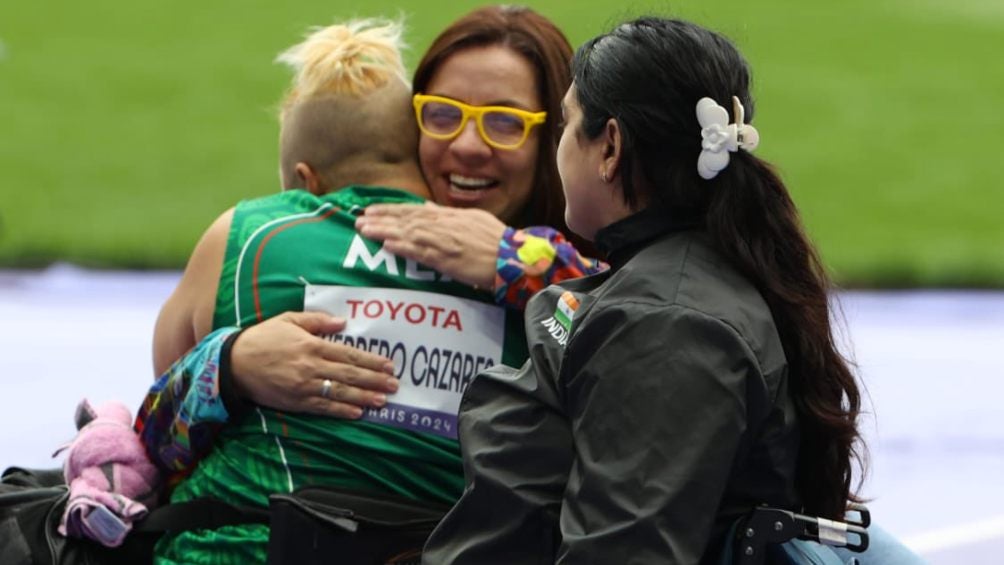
left=157, top=186, right=527, bottom=564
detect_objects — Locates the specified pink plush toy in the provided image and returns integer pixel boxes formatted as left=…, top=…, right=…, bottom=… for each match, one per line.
left=55, top=399, right=161, bottom=547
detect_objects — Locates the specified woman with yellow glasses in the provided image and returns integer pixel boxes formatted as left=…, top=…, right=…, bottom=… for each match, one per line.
left=357, top=6, right=602, bottom=310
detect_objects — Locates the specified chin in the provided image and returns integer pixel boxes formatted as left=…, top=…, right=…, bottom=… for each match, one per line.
left=462, top=198, right=505, bottom=220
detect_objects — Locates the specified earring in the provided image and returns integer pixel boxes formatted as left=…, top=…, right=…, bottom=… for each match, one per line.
left=600, top=170, right=609, bottom=183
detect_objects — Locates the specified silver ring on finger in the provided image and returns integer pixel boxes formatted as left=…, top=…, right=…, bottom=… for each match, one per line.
left=320, top=379, right=333, bottom=399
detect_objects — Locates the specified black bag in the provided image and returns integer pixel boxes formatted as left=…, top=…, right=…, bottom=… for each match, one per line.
left=125, top=486, right=445, bottom=564
left=1, top=466, right=66, bottom=565
left=3, top=466, right=447, bottom=564
left=266, top=486, right=449, bottom=565
left=0, top=467, right=159, bottom=565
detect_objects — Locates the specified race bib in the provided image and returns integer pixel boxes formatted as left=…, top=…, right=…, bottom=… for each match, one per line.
left=305, top=285, right=505, bottom=439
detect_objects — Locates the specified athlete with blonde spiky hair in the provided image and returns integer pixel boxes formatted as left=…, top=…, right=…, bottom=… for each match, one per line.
left=273, top=19, right=425, bottom=196
left=142, top=18, right=528, bottom=563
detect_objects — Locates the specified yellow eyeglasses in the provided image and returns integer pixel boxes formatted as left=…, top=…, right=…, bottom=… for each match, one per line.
left=413, top=94, right=547, bottom=151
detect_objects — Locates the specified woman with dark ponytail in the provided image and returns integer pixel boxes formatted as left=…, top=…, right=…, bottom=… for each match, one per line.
left=569, top=17, right=864, bottom=522
left=424, top=17, right=877, bottom=564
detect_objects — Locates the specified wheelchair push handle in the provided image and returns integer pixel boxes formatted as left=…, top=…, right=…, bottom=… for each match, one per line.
left=733, top=505, right=870, bottom=564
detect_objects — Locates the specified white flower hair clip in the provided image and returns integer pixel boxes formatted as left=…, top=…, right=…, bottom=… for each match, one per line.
left=696, top=95, right=760, bottom=180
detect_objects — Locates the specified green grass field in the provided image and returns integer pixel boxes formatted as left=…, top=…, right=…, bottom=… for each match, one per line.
left=1, top=0, right=1001, bottom=286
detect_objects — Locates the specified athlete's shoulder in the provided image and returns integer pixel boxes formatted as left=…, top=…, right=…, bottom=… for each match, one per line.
left=329, top=185, right=427, bottom=210
left=235, top=188, right=320, bottom=213
left=227, top=190, right=335, bottom=234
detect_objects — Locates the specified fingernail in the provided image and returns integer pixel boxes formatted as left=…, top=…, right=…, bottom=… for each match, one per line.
left=349, top=407, right=363, bottom=419
left=385, top=378, right=399, bottom=393
left=382, top=362, right=395, bottom=374
left=374, top=394, right=387, bottom=406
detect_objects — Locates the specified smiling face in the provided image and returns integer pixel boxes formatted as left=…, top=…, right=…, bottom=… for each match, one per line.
left=418, top=44, right=542, bottom=224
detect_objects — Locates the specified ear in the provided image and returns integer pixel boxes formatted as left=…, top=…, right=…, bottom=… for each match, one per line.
left=74, top=399, right=97, bottom=430
left=599, top=118, right=623, bottom=182
left=294, top=162, right=325, bottom=195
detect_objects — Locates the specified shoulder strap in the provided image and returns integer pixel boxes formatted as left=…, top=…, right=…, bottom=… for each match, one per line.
left=133, top=497, right=269, bottom=533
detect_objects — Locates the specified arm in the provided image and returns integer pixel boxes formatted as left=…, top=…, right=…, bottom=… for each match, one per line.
left=495, top=226, right=606, bottom=309
left=141, top=208, right=239, bottom=476
left=153, top=204, right=398, bottom=412
left=355, top=203, right=608, bottom=310
left=556, top=304, right=756, bottom=563
left=137, top=313, right=398, bottom=478
left=140, top=210, right=398, bottom=476
left=136, top=326, right=239, bottom=477
left=152, top=209, right=232, bottom=376
left=423, top=360, right=572, bottom=563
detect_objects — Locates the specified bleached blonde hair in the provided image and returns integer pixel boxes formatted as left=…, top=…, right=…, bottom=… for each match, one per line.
left=275, top=18, right=420, bottom=192
left=276, top=18, right=407, bottom=110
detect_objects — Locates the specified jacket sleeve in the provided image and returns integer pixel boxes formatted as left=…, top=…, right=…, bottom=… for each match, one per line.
left=422, top=361, right=572, bottom=564
left=134, top=326, right=241, bottom=478
left=555, top=303, right=758, bottom=564
left=494, top=226, right=607, bottom=309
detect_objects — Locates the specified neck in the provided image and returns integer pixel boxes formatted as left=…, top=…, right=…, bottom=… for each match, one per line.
left=363, top=161, right=431, bottom=200
left=323, top=161, right=431, bottom=200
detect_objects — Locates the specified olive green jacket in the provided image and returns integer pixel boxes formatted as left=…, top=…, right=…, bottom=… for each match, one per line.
left=424, top=210, right=800, bottom=564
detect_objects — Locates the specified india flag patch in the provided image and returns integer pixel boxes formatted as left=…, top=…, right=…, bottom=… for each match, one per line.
left=554, top=291, right=580, bottom=332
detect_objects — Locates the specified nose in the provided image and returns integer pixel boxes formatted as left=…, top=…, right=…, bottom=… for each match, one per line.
left=449, top=119, right=492, bottom=162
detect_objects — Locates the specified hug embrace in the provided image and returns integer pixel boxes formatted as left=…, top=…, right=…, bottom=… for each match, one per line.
left=1, top=5, right=924, bottom=565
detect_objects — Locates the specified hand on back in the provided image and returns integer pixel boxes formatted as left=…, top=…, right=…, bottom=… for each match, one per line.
left=355, top=202, right=505, bottom=292
left=230, top=311, right=398, bottom=419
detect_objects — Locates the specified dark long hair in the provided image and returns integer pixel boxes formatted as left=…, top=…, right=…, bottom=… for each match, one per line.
left=414, top=5, right=596, bottom=256
left=572, top=17, right=862, bottom=519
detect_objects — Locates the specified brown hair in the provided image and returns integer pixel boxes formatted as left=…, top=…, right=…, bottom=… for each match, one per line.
left=414, top=5, right=596, bottom=256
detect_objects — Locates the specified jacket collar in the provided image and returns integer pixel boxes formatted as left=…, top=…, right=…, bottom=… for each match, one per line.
left=594, top=209, right=701, bottom=269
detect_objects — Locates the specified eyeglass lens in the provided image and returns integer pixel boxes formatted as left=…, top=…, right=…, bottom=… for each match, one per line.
left=420, top=101, right=526, bottom=146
